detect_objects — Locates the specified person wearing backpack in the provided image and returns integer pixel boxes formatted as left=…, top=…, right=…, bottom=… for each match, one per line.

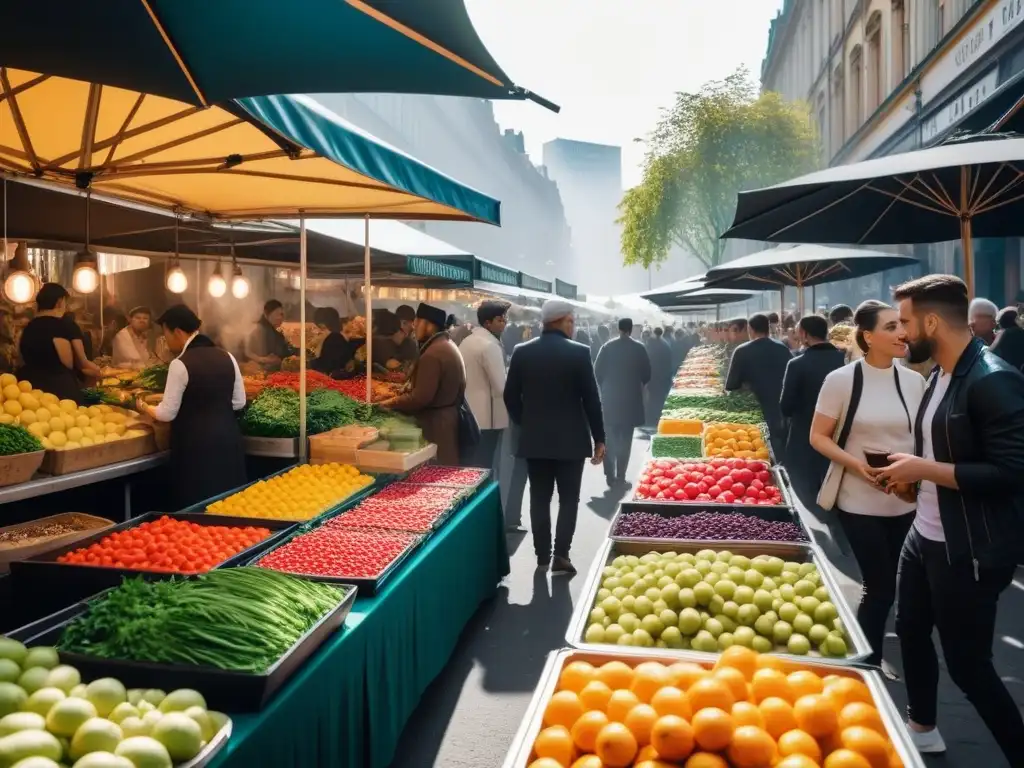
left=809, top=300, right=927, bottom=673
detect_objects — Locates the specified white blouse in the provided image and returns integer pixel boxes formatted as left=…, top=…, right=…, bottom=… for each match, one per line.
left=153, top=334, right=246, bottom=422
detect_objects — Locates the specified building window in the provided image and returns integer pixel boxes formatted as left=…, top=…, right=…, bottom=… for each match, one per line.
left=935, top=0, right=945, bottom=44
left=850, top=46, right=863, bottom=136
left=867, top=12, right=884, bottom=110
left=832, top=0, right=842, bottom=42
left=817, top=91, right=828, bottom=160
left=833, top=64, right=846, bottom=146
left=892, top=0, right=907, bottom=87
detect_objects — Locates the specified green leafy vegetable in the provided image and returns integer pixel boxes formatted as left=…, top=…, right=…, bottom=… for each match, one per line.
left=81, top=388, right=124, bottom=406
left=134, top=363, right=169, bottom=392
left=651, top=435, right=704, bottom=459
left=240, top=386, right=393, bottom=438
left=0, top=423, right=43, bottom=456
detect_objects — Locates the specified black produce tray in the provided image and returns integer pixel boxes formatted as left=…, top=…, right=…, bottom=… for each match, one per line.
left=248, top=528, right=424, bottom=596
left=400, top=465, right=491, bottom=493
left=6, top=582, right=357, bottom=712
left=175, top=463, right=299, bottom=514
left=9, top=513, right=296, bottom=611
left=616, top=499, right=800, bottom=525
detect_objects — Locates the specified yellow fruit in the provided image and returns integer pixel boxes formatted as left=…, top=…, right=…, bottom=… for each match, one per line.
left=3, top=400, right=22, bottom=416
left=0, top=373, right=16, bottom=388
left=49, top=417, right=65, bottom=433
left=104, top=423, right=118, bottom=435
left=39, top=393, right=59, bottom=407
left=0, top=414, right=13, bottom=424
left=40, top=437, right=53, bottom=450
left=18, top=393, right=39, bottom=411
left=79, top=437, right=94, bottom=447
left=61, top=414, right=76, bottom=430
left=87, top=405, right=101, bottom=417
left=65, top=441, right=81, bottom=450
left=83, top=427, right=95, bottom=439
left=60, top=399, right=78, bottom=413
left=75, top=415, right=90, bottom=428
left=49, top=431, right=68, bottom=447
left=35, top=407, right=51, bottom=423
left=27, top=421, right=48, bottom=437
left=19, top=410, right=37, bottom=425
left=67, top=427, right=84, bottom=442
left=31, top=389, right=44, bottom=399
left=90, top=418, right=104, bottom=431
left=97, top=405, right=112, bottom=414
left=17, top=380, right=30, bottom=392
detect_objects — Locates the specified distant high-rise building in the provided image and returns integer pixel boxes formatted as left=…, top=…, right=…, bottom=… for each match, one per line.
left=542, top=138, right=641, bottom=294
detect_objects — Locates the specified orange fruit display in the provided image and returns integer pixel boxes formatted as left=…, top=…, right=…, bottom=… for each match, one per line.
left=544, top=690, right=586, bottom=730
left=727, top=725, right=777, bottom=768
left=631, top=662, right=673, bottom=703
left=751, top=668, right=795, bottom=704
left=777, top=728, right=823, bottom=762
left=758, top=697, right=798, bottom=740
left=824, top=748, right=873, bottom=768
left=528, top=759, right=566, bottom=768
left=691, top=707, right=734, bottom=751
left=595, top=721, right=639, bottom=767
left=534, top=725, right=574, bottom=765
left=715, top=645, right=759, bottom=681
left=669, top=662, right=709, bottom=691
left=649, top=714, right=695, bottom=761
left=579, top=680, right=614, bottom=713
left=713, top=667, right=750, bottom=703
left=788, top=670, right=825, bottom=699
left=687, top=677, right=736, bottom=713
left=823, top=678, right=873, bottom=710
left=597, top=660, right=635, bottom=691
left=731, top=701, right=766, bottom=729
left=684, top=753, right=730, bottom=768
left=571, top=710, right=610, bottom=752
left=794, top=694, right=839, bottom=738
left=839, top=726, right=891, bottom=768
left=838, top=702, right=886, bottom=735
left=650, top=686, right=692, bottom=719
left=570, top=757, right=604, bottom=768
left=624, top=703, right=659, bottom=746
left=607, top=689, right=642, bottom=723
left=776, top=756, right=823, bottom=768
left=560, top=661, right=597, bottom=693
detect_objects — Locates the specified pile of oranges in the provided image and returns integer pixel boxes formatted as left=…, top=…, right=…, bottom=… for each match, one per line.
left=528, top=647, right=903, bottom=768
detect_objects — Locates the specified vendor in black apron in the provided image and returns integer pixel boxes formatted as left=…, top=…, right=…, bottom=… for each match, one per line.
left=17, top=283, right=82, bottom=403
left=136, top=305, right=247, bottom=509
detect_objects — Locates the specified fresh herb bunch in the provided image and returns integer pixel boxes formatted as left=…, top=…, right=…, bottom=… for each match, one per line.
left=661, top=407, right=764, bottom=425
left=240, top=386, right=390, bottom=438
left=650, top=435, right=704, bottom=459
left=59, top=568, right=344, bottom=673
left=0, top=423, right=43, bottom=456
left=134, top=363, right=169, bottom=392
left=81, top=387, right=124, bottom=406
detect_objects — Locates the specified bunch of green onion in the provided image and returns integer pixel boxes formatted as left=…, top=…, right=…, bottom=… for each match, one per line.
left=59, top=568, right=345, bottom=673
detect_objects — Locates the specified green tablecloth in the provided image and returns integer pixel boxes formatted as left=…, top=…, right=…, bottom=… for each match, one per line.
left=209, top=482, right=509, bottom=768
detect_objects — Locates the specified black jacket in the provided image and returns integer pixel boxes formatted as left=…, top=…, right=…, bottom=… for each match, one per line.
left=779, top=342, right=846, bottom=489
left=914, top=338, right=1024, bottom=571
left=725, top=337, right=792, bottom=429
left=504, top=330, right=605, bottom=461
left=989, top=325, right=1024, bottom=372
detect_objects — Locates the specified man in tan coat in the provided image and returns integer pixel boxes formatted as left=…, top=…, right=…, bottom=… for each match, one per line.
left=380, top=302, right=467, bottom=465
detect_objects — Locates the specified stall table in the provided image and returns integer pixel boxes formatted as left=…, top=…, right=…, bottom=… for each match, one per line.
left=209, top=481, right=509, bottom=768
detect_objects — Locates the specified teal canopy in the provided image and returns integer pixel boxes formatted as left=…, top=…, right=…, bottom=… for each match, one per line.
left=0, top=0, right=556, bottom=109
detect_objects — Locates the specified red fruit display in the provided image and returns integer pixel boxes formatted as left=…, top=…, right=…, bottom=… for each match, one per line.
left=257, top=525, right=420, bottom=578
left=634, top=458, right=785, bottom=506
left=56, top=516, right=272, bottom=573
left=331, top=482, right=466, bottom=532
left=405, top=465, right=488, bottom=487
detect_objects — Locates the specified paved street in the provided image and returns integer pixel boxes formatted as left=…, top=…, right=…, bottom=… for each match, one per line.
left=389, top=433, right=1024, bottom=767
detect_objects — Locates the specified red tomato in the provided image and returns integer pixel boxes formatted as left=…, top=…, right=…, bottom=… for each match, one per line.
left=717, top=476, right=734, bottom=490
left=721, top=491, right=736, bottom=504
left=708, top=485, right=722, bottom=498
left=683, top=482, right=700, bottom=499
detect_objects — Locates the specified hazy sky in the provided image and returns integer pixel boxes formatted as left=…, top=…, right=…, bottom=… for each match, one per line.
left=465, top=0, right=786, bottom=189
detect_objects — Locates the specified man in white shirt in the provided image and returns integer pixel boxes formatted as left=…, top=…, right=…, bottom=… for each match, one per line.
left=460, top=300, right=510, bottom=477
left=111, top=306, right=153, bottom=369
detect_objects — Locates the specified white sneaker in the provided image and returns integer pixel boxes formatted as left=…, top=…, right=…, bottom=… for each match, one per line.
left=906, top=723, right=946, bottom=753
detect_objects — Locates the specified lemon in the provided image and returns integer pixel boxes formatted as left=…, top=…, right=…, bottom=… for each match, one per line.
left=61, top=414, right=76, bottom=430
left=67, top=427, right=84, bottom=442
left=27, top=421, right=48, bottom=437
left=75, top=415, right=90, bottom=429
left=39, top=393, right=58, bottom=407
left=83, top=427, right=95, bottom=439
left=49, top=432, right=67, bottom=448
left=18, top=410, right=37, bottom=425
left=58, top=399, right=77, bottom=414
left=65, top=441, right=81, bottom=450
left=2, top=385, right=19, bottom=400
left=0, top=374, right=16, bottom=388
left=2, top=401, right=21, bottom=417
left=17, top=393, right=39, bottom=411
left=0, top=414, right=12, bottom=425
left=40, top=438, right=53, bottom=450
left=17, top=381, right=30, bottom=393
left=48, top=417, right=65, bottom=433
left=35, top=407, right=51, bottom=423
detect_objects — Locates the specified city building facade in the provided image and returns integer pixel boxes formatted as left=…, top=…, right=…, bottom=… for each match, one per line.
left=762, top=0, right=1024, bottom=306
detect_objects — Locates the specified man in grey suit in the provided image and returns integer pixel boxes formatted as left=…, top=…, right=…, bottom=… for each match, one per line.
left=595, top=318, right=650, bottom=486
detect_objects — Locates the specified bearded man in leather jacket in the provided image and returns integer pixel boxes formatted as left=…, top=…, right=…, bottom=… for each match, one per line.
left=878, top=274, right=1024, bottom=762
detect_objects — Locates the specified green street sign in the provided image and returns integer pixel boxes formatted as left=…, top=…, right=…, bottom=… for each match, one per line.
left=519, top=272, right=552, bottom=293
left=477, top=260, right=518, bottom=287
left=405, top=256, right=472, bottom=283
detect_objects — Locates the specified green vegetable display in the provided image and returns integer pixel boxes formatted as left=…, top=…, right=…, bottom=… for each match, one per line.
left=59, top=568, right=345, bottom=673
left=134, top=363, right=169, bottom=392
left=81, top=387, right=125, bottom=406
left=0, top=423, right=43, bottom=456
left=650, top=435, right=704, bottom=459
left=661, top=407, right=764, bottom=425
left=664, top=390, right=762, bottom=413
left=240, top=386, right=395, bottom=438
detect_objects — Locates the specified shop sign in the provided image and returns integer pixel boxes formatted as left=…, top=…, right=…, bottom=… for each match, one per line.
left=519, top=272, right=552, bottom=293
left=555, top=279, right=578, bottom=300
left=477, top=260, right=518, bottom=287
left=921, top=67, right=1000, bottom=142
left=404, top=256, right=471, bottom=283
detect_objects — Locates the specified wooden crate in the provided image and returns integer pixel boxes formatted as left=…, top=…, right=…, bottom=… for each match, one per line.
left=0, top=513, right=114, bottom=573
left=309, top=426, right=379, bottom=465
left=0, top=450, right=45, bottom=487
left=354, top=442, right=437, bottom=473
left=40, top=431, right=157, bottom=475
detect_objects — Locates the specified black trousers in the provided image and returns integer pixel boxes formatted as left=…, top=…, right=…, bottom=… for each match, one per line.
left=467, top=428, right=503, bottom=472
left=896, top=527, right=1024, bottom=764
left=836, top=509, right=915, bottom=666
left=603, top=424, right=635, bottom=482
left=526, top=459, right=585, bottom=560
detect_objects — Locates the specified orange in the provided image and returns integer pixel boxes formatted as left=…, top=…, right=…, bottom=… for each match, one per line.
left=571, top=710, right=610, bottom=752
left=823, top=749, right=872, bottom=768
left=756, top=654, right=787, bottom=671
left=560, top=661, right=597, bottom=693
left=650, top=686, right=692, bottom=719
left=636, top=744, right=660, bottom=761
left=727, top=725, right=778, bottom=768
left=544, top=690, right=586, bottom=730
left=528, top=759, right=567, bottom=768
left=631, top=662, right=673, bottom=703
left=758, top=697, right=798, bottom=740
left=777, top=729, right=823, bottom=762
left=533, top=725, right=574, bottom=766
left=650, top=714, right=695, bottom=761
left=818, top=731, right=844, bottom=759
left=595, top=721, right=638, bottom=768
left=839, top=726, right=891, bottom=768
left=570, top=757, right=604, bottom=768
left=823, top=678, right=873, bottom=710
left=624, top=703, right=659, bottom=746
left=691, top=707, right=734, bottom=751
left=776, top=756, right=823, bottom=768
left=636, top=761, right=678, bottom=768
left=579, top=680, right=614, bottom=713
left=732, top=701, right=766, bottom=729
left=687, top=677, right=736, bottom=713
left=713, top=666, right=750, bottom=703
left=607, top=689, right=641, bottom=723
left=788, top=670, right=825, bottom=699
left=596, top=660, right=635, bottom=691
left=838, top=702, right=886, bottom=735
left=794, top=695, right=839, bottom=738
left=715, top=645, right=759, bottom=681
left=669, top=662, right=709, bottom=691
left=889, top=752, right=904, bottom=768
left=684, top=753, right=730, bottom=768
left=751, top=668, right=795, bottom=703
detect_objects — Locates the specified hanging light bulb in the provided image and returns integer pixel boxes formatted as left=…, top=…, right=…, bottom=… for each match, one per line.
left=165, top=213, right=187, bottom=293
left=231, top=263, right=250, bottom=299
left=3, top=243, right=38, bottom=304
left=71, top=192, right=98, bottom=294
left=208, top=260, right=227, bottom=298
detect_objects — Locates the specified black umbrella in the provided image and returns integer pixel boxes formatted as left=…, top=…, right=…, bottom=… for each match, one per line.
left=660, top=287, right=758, bottom=321
left=721, top=134, right=1024, bottom=297
left=702, top=244, right=917, bottom=313
left=640, top=275, right=708, bottom=307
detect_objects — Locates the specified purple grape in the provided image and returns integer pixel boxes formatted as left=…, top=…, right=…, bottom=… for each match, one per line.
left=612, top=510, right=808, bottom=542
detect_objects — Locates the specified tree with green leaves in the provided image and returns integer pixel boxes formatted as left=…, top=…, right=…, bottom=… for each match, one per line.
left=620, top=68, right=818, bottom=270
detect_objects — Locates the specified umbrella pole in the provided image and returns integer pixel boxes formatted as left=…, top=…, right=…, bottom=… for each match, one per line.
left=715, top=304, right=721, bottom=322
left=812, top=285, right=816, bottom=314
left=796, top=278, right=805, bottom=316
left=364, top=215, right=372, bottom=404
left=961, top=217, right=975, bottom=300
left=780, top=287, right=785, bottom=314
left=299, top=216, right=308, bottom=463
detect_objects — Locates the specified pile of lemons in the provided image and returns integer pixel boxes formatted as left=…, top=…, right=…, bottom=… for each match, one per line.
left=0, top=373, right=147, bottom=451
left=704, top=423, right=771, bottom=461
left=207, top=462, right=373, bottom=521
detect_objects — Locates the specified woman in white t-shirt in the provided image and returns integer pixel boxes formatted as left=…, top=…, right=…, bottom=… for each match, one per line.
left=810, top=300, right=926, bottom=670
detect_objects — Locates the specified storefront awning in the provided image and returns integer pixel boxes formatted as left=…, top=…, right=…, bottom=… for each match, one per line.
left=935, top=69, right=1024, bottom=144
left=0, top=1, right=557, bottom=110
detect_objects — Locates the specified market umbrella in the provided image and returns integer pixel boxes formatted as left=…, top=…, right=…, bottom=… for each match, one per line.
left=720, top=134, right=1024, bottom=298
left=640, top=275, right=709, bottom=308
left=0, top=0, right=556, bottom=109
left=702, top=244, right=918, bottom=313
left=660, top=287, right=757, bottom=321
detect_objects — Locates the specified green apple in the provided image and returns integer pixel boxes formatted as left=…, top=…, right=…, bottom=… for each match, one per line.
left=694, top=560, right=712, bottom=575
left=792, top=614, right=814, bottom=636
left=814, top=586, right=831, bottom=603
left=824, top=633, right=848, bottom=657
left=733, top=586, right=755, bottom=605
left=778, top=603, right=800, bottom=624
left=693, top=582, right=715, bottom=606
left=677, top=569, right=702, bottom=588
left=752, top=635, right=774, bottom=653
left=616, top=634, right=634, bottom=646
left=659, top=609, right=679, bottom=629
left=722, top=601, right=740, bottom=619
left=604, top=624, right=625, bottom=643
left=678, top=608, right=702, bottom=635
left=612, top=586, right=628, bottom=599
left=618, top=613, right=640, bottom=633
left=600, top=595, right=621, bottom=618
left=716, top=614, right=737, bottom=634
left=632, top=629, right=654, bottom=648
left=644, top=587, right=662, bottom=603
left=809, top=624, right=830, bottom=646
left=641, top=615, right=664, bottom=638
left=716, top=550, right=734, bottom=562
left=717, top=632, right=735, bottom=650
left=678, top=588, right=697, bottom=609
left=589, top=607, right=607, bottom=624
left=754, top=615, right=776, bottom=637
left=708, top=596, right=725, bottom=616
left=733, top=626, right=756, bottom=647
left=753, top=590, right=774, bottom=612
left=709, top=561, right=729, bottom=575
left=633, top=597, right=653, bottom=618
left=794, top=579, right=815, bottom=597
left=660, top=583, right=681, bottom=608
left=714, top=579, right=737, bottom=600
left=584, top=624, right=605, bottom=643
left=704, top=618, right=724, bottom=639
left=704, top=572, right=721, bottom=587
left=799, top=597, right=821, bottom=616
left=744, top=569, right=765, bottom=588
left=814, top=602, right=839, bottom=624
left=661, top=626, right=683, bottom=648
left=772, top=621, right=793, bottom=645
left=799, top=562, right=817, bottom=576
left=787, top=634, right=811, bottom=655
left=737, top=604, right=761, bottom=627
left=730, top=555, right=752, bottom=569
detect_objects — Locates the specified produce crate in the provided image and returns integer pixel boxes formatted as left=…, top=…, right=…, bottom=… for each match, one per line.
left=649, top=435, right=703, bottom=459
left=565, top=538, right=871, bottom=667
left=9, top=513, right=296, bottom=607
left=501, top=649, right=924, bottom=768
left=174, top=463, right=299, bottom=514
left=630, top=459, right=794, bottom=512
left=609, top=503, right=809, bottom=545
left=242, top=435, right=302, bottom=458
left=179, top=718, right=234, bottom=768
left=0, top=513, right=115, bottom=574
left=0, top=449, right=45, bottom=487
left=401, top=464, right=490, bottom=492
left=330, top=482, right=470, bottom=533
left=249, top=525, right=423, bottom=596
left=309, top=425, right=380, bottom=459
left=40, top=430, right=157, bottom=475
left=7, top=585, right=356, bottom=713
left=354, top=441, right=436, bottom=473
